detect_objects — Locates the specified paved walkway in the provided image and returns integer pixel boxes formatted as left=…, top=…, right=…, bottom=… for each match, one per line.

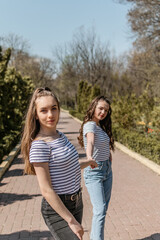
left=0, top=111, right=160, bottom=240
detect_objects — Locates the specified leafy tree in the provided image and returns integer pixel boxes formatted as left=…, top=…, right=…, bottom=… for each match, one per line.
left=117, top=0, right=160, bottom=96
left=112, top=93, right=140, bottom=130
left=53, top=27, right=115, bottom=106
left=0, top=33, right=30, bottom=54
left=127, top=49, right=160, bottom=96
left=77, top=80, right=100, bottom=114
left=151, top=101, right=160, bottom=131
left=117, top=0, right=160, bottom=52
left=13, top=52, right=56, bottom=88
left=0, top=33, right=56, bottom=89
left=0, top=46, right=33, bottom=161
left=138, top=84, right=155, bottom=132
left=112, top=84, right=155, bottom=133
left=53, top=55, right=78, bottom=108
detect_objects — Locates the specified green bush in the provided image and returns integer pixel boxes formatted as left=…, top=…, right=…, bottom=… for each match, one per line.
left=69, top=109, right=84, bottom=121
left=113, top=126, right=160, bottom=164
left=77, top=80, right=100, bottom=114
left=0, top=47, right=34, bottom=163
left=1, top=131, right=20, bottom=158
left=111, top=90, right=160, bottom=165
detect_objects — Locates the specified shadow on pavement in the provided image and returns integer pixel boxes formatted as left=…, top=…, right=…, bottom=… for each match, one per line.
left=0, top=182, right=7, bottom=187
left=63, top=132, right=79, bottom=135
left=137, top=233, right=160, bottom=240
left=60, top=116, right=71, bottom=120
left=79, top=153, right=86, bottom=159
left=58, top=121, right=69, bottom=124
left=3, top=168, right=23, bottom=178
left=3, top=154, right=23, bottom=165
left=0, top=193, right=41, bottom=206
left=0, top=230, right=54, bottom=240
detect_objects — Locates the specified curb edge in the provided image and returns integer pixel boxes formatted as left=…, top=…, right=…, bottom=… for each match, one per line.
left=115, top=142, right=160, bottom=175
left=0, top=143, right=21, bottom=180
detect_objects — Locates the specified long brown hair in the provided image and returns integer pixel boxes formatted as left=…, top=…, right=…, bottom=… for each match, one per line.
left=21, top=87, right=60, bottom=175
left=78, top=96, right=114, bottom=151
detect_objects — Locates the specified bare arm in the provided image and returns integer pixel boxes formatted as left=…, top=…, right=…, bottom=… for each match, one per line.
left=79, top=158, right=98, bottom=169
left=78, top=132, right=97, bottom=169
left=80, top=132, right=97, bottom=169
left=33, top=162, right=84, bottom=240
left=86, top=132, right=95, bottom=159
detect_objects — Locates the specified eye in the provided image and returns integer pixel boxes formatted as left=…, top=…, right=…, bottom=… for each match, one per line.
left=52, top=107, right=57, bottom=110
left=40, top=109, right=47, bottom=112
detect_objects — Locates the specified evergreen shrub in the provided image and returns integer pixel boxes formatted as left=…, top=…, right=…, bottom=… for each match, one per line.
left=113, top=126, right=160, bottom=164
left=0, top=47, right=34, bottom=163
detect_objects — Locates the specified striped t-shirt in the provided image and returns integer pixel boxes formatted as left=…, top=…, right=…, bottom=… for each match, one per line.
left=29, top=131, right=81, bottom=195
left=83, top=121, right=110, bottom=161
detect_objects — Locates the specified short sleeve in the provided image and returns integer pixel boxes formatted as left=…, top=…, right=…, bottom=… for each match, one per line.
left=83, top=121, right=96, bottom=137
left=29, top=140, right=50, bottom=163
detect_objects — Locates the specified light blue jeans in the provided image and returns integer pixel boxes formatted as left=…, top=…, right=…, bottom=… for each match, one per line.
left=84, top=160, right=112, bottom=240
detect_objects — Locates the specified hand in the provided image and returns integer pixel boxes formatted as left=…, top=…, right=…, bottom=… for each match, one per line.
left=68, top=219, right=84, bottom=239
left=87, top=156, right=98, bottom=169
left=90, top=160, right=98, bottom=169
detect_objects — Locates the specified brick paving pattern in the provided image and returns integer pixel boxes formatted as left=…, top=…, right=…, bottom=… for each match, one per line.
left=0, top=111, right=160, bottom=240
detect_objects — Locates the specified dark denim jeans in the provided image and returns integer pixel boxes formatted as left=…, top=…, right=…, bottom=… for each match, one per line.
left=41, top=190, right=83, bottom=240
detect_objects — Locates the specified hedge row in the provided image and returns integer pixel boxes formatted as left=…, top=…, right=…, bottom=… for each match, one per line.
left=0, top=131, right=20, bottom=161
left=113, top=127, right=160, bottom=165
left=69, top=109, right=84, bottom=121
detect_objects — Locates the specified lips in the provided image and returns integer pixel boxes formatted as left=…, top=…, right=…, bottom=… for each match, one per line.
left=47, top=120, right=55, bottom=123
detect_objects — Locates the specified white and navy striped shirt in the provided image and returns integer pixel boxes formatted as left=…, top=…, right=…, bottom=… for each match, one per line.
left=29, top=131, right=81, bottom=195
left=83, top=121, right=110, bottom=161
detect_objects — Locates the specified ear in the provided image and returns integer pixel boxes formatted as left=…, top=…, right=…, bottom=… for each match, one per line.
left=35, top=114, right=39, bottom=120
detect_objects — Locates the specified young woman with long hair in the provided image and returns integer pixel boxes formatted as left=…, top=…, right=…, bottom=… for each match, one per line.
left=78, top=96, right=114, bottom=240
left=21, top=87, right=97, bottom=240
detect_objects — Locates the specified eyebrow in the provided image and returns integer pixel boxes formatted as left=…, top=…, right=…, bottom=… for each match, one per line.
left=40, top=104, right=58, bottom=109
left=99, top=106, right=109, bottom=109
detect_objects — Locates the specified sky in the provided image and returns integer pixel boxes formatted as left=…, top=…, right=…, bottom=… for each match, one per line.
left=0, top=0, right=133, bottom=59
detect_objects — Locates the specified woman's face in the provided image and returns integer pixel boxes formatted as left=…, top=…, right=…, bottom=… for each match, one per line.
left=35, top=96, right=59, bottom=133
left=92, top=100, right=110, bottom=124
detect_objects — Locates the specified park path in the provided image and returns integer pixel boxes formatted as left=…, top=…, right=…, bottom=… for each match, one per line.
left=0, top=111, right=160, bottom=240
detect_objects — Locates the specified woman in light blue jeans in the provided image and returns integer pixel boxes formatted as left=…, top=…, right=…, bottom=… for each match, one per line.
left=78, top=96, right=114, bottom=240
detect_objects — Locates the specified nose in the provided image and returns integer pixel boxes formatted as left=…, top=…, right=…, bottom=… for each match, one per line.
left=101, top=109, right=105, bottom=114
left=48, top=110, right=53, bottom=118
